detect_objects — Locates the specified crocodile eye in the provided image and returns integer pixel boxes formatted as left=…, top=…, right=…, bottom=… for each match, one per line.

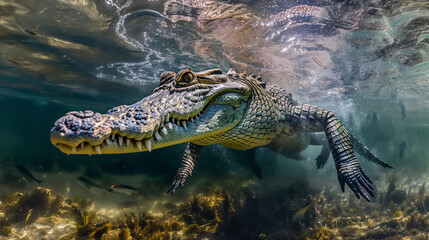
left=182, top=73, right=194, bottom=83
left=175, top=69, right=196, bottom=86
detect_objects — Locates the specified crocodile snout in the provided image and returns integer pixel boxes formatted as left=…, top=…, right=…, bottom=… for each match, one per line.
left=50, top=110, right=112, bottom=149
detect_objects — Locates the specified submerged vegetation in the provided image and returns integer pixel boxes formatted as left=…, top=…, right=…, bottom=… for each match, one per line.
left=0, top=177, right=429, bottom=239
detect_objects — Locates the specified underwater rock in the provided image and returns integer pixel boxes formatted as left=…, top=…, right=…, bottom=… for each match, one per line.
left=390, top=190, right=407, bottom=205
left=4, top=187, right=62, bottom=223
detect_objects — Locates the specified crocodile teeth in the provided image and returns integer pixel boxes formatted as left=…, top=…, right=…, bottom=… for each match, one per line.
left=154, top=131, right=162, bottom=141
left=190, top=117, right=194, bottom=122
left=136, top=141, right=142, bottom=150
left=126, top=138, right=131, bottom=147
left=119, top=136, right=123, bottom=146
left=195, top=115, right=199, bottom=119
left=172, top=118, right=176, bottom=124
left=165, top=115, right=169, bottom=122
left=182, top=121, right=187, bottom=129
left=161, top=127, right=168, bottom=135
left=80, top=142, right=85, bottom=149
left=144, top=138, right=152, bottom=152
left=111, top=134, right=115, bottom=140
left=72, top=147, right=77, bottom=154
left=94, top=145, right=102, bottom=155
left=166, top=122, right=173, bottom=129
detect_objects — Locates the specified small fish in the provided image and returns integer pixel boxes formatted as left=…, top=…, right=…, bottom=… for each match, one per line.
left=110, top=184, right=138, bottom=196
left=399, top=99, right=407, bottom=120
left=399, top=140, right=407, bottom=158
left=15, top=164, right=42, bottom=183
left=293, top=204, right=312, bottom=221
left=24, top=28, right=36, bottom=36
left=77, top=176, right=112, bottom=193
left=24, top=209, right=33, bottom=231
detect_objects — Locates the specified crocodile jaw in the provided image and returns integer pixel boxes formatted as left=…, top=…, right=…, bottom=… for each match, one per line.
left=51, top=102, right=247, bottom=155
left=51, top=69, right=251, bottom=155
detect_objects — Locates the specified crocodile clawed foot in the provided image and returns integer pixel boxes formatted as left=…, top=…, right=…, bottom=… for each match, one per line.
left=167, top=175, right=187, bottom=194
left=336, top=158, right=374, bottom=202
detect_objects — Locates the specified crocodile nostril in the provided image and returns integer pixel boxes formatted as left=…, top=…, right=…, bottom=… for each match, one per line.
left=65, top=110, right=95, bottom=118
left=84, top=110, right=95, bottom=117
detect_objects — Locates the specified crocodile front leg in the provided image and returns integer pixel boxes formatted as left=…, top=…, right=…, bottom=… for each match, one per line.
left=287, top=104, right=374, bottom=201
left=167, top=142, right=203, bottom=193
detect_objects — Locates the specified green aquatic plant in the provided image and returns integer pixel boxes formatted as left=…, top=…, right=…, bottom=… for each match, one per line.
left=308, top=226, right=334, bottom=240
left=90, top=222, right=112, bottom=239
left=122, top=212, right=170, bottom=240
left=416, top=194, right=429, bottom=214
left=4, top=183, right=429, bottom=239
left=0, top=226, right=13, bottom=237
left=75, top=221, right=94, bottom=239
left=3, top=187, right=63, bottom=223
left=118, top=228, right=132, bottom=240
left=5, top=192, right=19, bottom=203
left=394, top=207, right=404, bottom=218
left=258, top=233, right=269, bottom=240
left=167, top=219, right=183, bottom=231
left=406, top=214, right=428, bottom=231
left=184, top=223, right=200, bottom=235
left=178, top=187, right=235, bottom=235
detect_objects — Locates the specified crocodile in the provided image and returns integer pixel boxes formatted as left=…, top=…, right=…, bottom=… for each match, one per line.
left=50, top=68, right=392, bottom=201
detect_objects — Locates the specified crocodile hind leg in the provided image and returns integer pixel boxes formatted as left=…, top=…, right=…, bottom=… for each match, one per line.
left=167, top=142, right=202, bottom=193
left=287, top=104, right=376, bottom=201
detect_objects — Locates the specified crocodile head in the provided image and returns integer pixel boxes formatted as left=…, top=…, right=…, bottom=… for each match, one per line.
left=50, top=68, right=275, bottom=155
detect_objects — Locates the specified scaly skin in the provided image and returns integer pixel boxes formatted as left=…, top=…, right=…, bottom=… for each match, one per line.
left=51, top=68, right=391, bottom=201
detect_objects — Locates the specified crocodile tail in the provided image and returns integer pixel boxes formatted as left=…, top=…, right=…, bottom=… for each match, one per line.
left=287, top=104, right=374, bottom=201
left=167, top=142, right=202, bottom=193
left=349, top=134, right=393, bottom=169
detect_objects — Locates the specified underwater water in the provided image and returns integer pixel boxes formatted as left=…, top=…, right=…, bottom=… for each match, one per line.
left=0, top=0, right=428, bottom=239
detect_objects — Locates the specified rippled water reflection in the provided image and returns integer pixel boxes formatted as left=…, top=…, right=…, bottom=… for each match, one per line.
left=1, top=0, right=428, bottom=102
left=0, top=0, right=429, bottom=239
